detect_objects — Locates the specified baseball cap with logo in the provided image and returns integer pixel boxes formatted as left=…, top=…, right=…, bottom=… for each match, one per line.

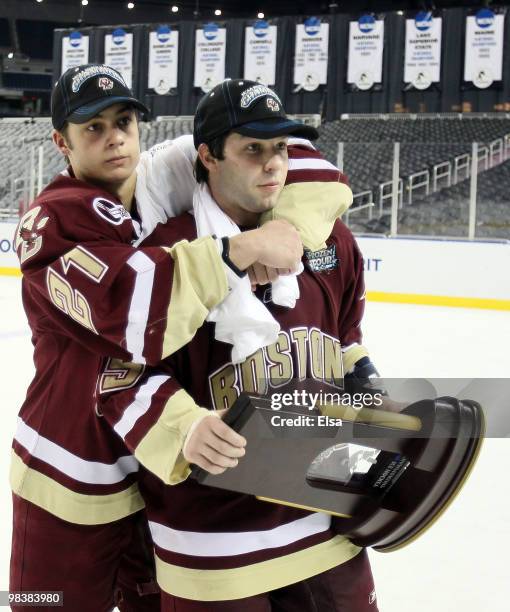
left=193, top=79, right=319, bottom=148
left=51, top=63, right=149, bottom=130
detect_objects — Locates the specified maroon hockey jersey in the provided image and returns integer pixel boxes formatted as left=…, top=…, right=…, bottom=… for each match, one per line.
left=11, top=172, right=229, bottom=525
left=99, top=202, right=369, bottom=600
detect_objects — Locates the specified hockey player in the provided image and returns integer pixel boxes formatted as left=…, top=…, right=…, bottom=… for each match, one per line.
left=10, top=66, right=303, bottom=611
left=99, top=80, right=380, bottom=610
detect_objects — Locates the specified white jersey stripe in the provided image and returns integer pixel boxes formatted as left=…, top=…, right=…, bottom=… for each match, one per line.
left=114, top=374, right=170, bottom=439
left=288, top=137, right=316, bottom=150
left=149, top=512, right=331, bottom=557
left=126, top=251, right=156, bottom=364
left=288, top=158, right=338, bottom=172
left=14, top=418, right=138, bottom=485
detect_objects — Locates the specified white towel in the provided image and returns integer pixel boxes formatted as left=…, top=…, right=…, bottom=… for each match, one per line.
left=134, top=135, right=304, bottom=361
left=193, top=183, right=301, bottom=364
left=271, top=273, right=302, bottom=308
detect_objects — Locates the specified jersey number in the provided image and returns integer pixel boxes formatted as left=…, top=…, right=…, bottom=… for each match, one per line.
left=46, top=247, right=108, bottom=333
left=98, top=358, right=145, bottom=394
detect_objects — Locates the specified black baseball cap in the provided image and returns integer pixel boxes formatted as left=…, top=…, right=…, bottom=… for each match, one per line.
left=193, top=79, right=319, bottom=148
left=51, top=63, right=149, bottom=131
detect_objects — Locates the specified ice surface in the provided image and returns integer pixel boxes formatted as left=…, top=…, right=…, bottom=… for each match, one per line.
left=1, top=276, right=509, bottom=611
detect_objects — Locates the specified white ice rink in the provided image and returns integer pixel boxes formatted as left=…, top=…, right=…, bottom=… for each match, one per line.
left=1, top=275, right=509, bottom=611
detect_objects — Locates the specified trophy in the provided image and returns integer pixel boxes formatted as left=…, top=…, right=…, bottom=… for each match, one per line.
left=191, top=390, right=484, bottom=552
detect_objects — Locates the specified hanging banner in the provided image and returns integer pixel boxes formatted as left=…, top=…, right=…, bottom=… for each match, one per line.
left=347, top=15, right=384, bottom=90
left=464, top=9, right=504, bottom=88
left=104, top=28, right=133, bottom=89
left=293, top=17, right=329, bottom=91
left=244, top=20, right=277, bottom=85
left=404, top=12, right=442, bottom=89
left=194, top=23, right=226, bottom=92
left=148, top=25, right=179, bottom=94
left=61, top=31, right=89, bottom=75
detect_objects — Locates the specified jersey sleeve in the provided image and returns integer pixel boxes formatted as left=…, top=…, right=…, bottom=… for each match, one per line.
left=135, top=135, right=197, bottom=238
left=337, top=230, right=370, bottom=373
left=264, top=144, right=353, bottom=252
left=16, top=193, right=228, bottom=365
left=98, top=359, right=206, bottom=485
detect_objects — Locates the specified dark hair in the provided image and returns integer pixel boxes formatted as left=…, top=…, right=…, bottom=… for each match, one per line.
left=195, top=132, right=228, bottom=184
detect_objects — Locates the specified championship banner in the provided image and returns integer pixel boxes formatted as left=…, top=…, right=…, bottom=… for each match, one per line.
left=293, top=17, right=329, bottom=91
left=404, top=12, right=442, bottom=89
left=148, top=25, right=179, bottom=95
left=104, top=28, right=133, bottom=89
left=194, top=23, right=226, bottom=93
left=244, top=20, right=277, bottom=85
left=464, top=8, right=505, bottom=88
left=347, top=15, right=384, bottom=90
left=61, top=31, right=89, bottom=75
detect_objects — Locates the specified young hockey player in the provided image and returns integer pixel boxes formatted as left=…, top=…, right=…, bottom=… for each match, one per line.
left=10, top=66, right=302, bottom=611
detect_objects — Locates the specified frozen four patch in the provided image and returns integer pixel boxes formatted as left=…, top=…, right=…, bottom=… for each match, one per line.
left=304, top=244, right=338, bottom=273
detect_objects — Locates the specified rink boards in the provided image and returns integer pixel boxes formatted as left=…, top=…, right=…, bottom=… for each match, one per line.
left=1, top=221, right=509, bottom=310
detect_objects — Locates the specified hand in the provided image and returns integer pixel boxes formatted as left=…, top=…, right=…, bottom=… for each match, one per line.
left=183, top=412, right=247, bottom=475
left=255, top=220, right=303, bottom=270
left=247, top=263, right=279, bottom=290
left=229, top=220, right=302, bottom=272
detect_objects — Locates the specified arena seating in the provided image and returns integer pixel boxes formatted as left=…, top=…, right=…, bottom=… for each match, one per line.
left=317, top=115, right=510, bottom=194
left=390, top=159, right=510, bottom=239
left=1, top=114, right=509, bottom=239
left=316, top=115, right=510, bottom=239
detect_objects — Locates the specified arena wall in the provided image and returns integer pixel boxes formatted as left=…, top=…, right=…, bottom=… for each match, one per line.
left=2, top=221, right=508, bottom=310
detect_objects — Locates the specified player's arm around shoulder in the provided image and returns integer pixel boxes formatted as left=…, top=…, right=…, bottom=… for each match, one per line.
left=136, top=135, right=197, bottom=219
left=14, top=185, right=231, bottom=365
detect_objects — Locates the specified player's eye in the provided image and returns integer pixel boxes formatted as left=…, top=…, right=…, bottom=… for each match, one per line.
left=247, top=143, right=261, bottom=153
left=118, top=116, right=132, bottom=128
left=86, top=123, right=101, bottom=132
left=276, top=141, right=288, bottom=152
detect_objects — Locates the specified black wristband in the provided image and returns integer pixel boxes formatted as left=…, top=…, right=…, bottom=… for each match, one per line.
left=221, top=236, right=246, bottom=278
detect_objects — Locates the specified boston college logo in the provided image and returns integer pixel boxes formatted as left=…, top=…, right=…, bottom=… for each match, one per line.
left=98, top=77, right=114, bottom=90
left=266, top=98, right=280, bottom=112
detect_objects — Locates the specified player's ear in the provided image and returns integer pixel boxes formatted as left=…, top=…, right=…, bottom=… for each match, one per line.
left=52, top=129, right=71, bottom=157
left=197, top=143, right=218, bottom=172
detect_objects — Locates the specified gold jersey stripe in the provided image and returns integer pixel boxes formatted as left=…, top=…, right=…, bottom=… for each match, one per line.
left=155, top=536, right=361, bottom=601
left=262, top=181, right=352, bottom=251
left=342, top=344, right=369, bottom=375
left=367, top=290, right=510, bottom=311
left=161, top=236, right=229, bottom=359
left=10, top=450, right=144, bottom=525
left=135, top=389, right=210, bottom=485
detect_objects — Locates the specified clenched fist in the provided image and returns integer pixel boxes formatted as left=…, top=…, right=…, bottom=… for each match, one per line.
left=229, top=219, right=303, bottom=273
